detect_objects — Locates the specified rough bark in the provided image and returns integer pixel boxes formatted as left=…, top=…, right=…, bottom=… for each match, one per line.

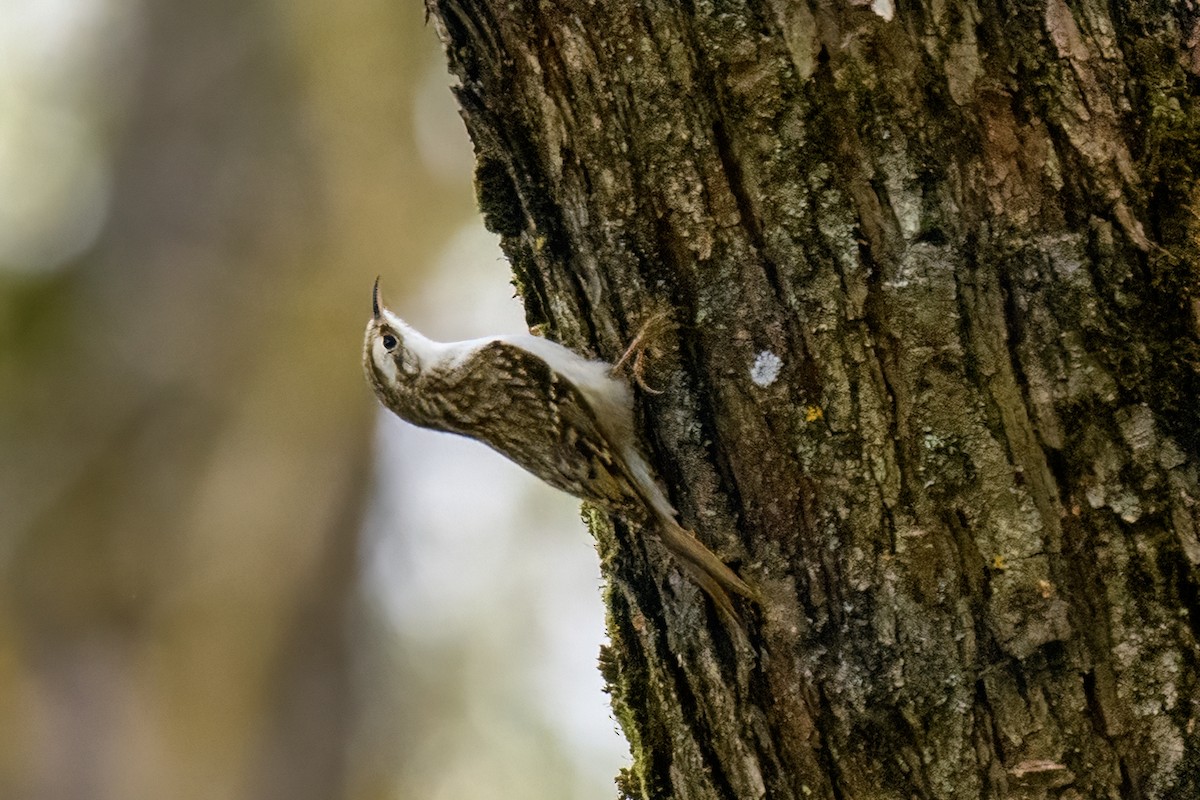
left=425, top=1, right=1200, bottom=798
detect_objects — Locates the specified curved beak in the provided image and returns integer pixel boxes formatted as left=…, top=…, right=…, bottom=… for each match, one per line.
left=372, top=276, right=383, bottom=320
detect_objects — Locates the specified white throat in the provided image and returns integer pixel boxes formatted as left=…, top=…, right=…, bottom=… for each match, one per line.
left=374, top=309, right=488, bottom=379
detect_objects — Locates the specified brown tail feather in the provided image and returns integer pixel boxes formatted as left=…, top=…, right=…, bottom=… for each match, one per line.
left=656, top=518, right=759, bottom=623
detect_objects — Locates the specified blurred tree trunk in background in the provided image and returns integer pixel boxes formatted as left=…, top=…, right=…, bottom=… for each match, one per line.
left=0, top=2, right=362, bottom=798
left=0, top=1, right=462, bottom=798
left=426, top=1, right=1200, bottom=797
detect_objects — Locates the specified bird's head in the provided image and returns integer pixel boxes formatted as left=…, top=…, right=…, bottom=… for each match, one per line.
left=363, top=278, right=421, bottom=394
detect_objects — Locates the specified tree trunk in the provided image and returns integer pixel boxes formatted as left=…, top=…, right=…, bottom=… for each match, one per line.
left=425, top=1, right=1200, bottom=798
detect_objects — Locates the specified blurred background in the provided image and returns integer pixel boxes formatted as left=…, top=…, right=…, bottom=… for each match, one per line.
left=0, top=1, right=627, bottom=799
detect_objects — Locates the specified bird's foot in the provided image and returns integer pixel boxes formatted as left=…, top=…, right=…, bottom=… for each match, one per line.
left=612, top=311, right=676, bottom=394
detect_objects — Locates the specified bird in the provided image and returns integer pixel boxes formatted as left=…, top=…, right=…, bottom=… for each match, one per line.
left=363, top=278, right=757, bottom=623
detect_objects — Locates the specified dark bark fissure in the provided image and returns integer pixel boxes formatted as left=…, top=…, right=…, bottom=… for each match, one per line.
left=813, top=688, right=851, bottom=800
left=1175, top=558, right=1200, bottom=658
left=668, top=665, right=741, bottom=800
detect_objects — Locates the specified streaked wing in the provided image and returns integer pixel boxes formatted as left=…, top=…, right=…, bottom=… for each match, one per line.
left=433, top=340, right=637, bottom=513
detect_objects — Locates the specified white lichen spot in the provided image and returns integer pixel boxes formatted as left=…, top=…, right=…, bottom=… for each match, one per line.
left=750, top=350, right=783, bottom=387
left=871, top=0, right=895, bottom=21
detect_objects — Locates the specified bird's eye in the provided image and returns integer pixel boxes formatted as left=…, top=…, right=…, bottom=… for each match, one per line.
left=382, top=333, right=398, bottom=351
